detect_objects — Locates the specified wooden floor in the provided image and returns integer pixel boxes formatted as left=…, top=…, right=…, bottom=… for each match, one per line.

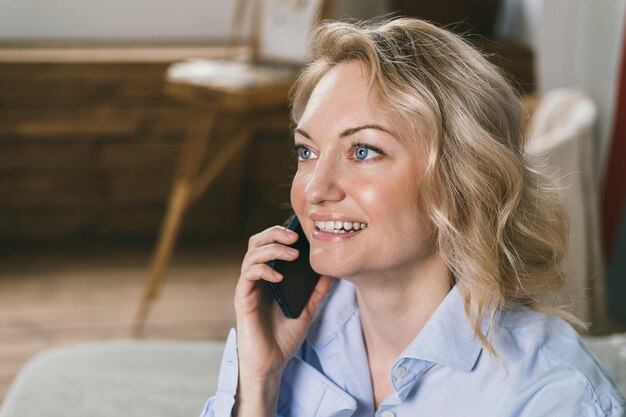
left=0, top=241, right=245, bottom=404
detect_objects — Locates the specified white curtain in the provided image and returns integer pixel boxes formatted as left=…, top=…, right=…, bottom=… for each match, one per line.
left=497, top=0, right=626, bottom=184
left=497, top=0, right=626, bottom=326
left=527, top=89, right=605, bottom=327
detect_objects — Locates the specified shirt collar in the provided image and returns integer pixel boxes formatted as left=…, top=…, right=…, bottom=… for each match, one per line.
left=306, top=279, right=484, bottom=372
left=400, top=285, right=484, bottom=371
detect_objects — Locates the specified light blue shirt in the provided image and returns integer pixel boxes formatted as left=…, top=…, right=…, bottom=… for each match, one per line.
left=201, top=279, right=625, bottom=417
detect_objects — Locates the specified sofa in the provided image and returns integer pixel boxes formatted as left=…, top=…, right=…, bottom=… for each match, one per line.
left=0, top=334, right=624, bottom=417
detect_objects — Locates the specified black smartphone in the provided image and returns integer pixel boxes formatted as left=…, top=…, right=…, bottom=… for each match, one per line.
left=266, top=216, right=320, bottom=318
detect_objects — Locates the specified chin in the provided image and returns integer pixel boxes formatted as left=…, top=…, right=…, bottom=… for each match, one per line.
left=310, top=256, right=359, bottom=278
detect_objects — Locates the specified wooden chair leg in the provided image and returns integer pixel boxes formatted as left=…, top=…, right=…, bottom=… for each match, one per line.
left=134, top=182, right=190, bottom=336
left=134, top=112, right=216, bottom=336
left=188, top=126, right=253, bottom=202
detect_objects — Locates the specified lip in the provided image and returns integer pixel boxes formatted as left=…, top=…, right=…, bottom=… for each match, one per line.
left=310, top=212, right=365, bottom=223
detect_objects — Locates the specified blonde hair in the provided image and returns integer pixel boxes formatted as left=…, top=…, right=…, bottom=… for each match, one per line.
left=291, top=18, right=582, bottom=356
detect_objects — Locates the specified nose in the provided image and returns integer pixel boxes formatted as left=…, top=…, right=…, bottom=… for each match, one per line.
left=304, top=156, right=345, bottom=205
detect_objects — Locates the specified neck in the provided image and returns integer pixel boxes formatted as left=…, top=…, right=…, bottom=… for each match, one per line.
left=354, top=253, right=452, bottom=360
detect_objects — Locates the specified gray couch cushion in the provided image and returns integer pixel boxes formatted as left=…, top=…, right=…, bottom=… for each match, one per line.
left=583, top=334, right=626, bottom=394
left=0, top=336, right=624, bottom=417
left=0, top=340, right=224, bottom=417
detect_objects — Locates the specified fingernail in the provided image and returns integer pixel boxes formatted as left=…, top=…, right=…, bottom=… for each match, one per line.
left=273, top=270, right=283, bottom=280
left=287, top=247, right=298, bottom=256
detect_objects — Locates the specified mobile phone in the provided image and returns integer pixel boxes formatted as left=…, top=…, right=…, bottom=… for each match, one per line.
left=266, top=216, right=320, bottom=318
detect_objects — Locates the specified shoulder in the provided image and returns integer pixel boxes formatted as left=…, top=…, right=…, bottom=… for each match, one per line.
left=491, top=308, right=625, bottom=416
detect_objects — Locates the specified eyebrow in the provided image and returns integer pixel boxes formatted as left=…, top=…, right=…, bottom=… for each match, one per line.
left=294, top=124, right=395, bottom=140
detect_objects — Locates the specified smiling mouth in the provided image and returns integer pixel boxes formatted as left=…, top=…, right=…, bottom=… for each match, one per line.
left=314, top=220, right=369, bottom=234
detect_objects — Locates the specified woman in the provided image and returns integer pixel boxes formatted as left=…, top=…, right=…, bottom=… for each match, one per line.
left=202, top=18, right=625, bottom=417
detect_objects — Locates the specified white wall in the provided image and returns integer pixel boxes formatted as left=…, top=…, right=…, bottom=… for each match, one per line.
left=0, top=0, right=234, bottom=41
left=0, top=0, right=389, bottom=41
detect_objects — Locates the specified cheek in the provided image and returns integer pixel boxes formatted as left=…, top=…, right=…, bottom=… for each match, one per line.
left=290, top=173, right=307, bottom=216
left=369, top=175, right=426, bottom=236
left=355, top=176, right=415, bottom=219
left=352, top=181, right=378, bottom=207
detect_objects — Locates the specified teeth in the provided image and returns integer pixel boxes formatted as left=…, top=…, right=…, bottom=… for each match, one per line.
left=314, top=220, right=368, bottom=233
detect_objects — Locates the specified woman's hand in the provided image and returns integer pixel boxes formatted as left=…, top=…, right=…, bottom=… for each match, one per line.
left=233, top=225, right=333, bottom=416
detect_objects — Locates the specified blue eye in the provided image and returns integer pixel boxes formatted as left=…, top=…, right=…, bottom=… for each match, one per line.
left=353, top=145, right=381, bottom=161
left=294, top=145, right=317, bottom=161
left=354, top=146, right=369, bottom=160
left=298, top=147, right=311, bottom=160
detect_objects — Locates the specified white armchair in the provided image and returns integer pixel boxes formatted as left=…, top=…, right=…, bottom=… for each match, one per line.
left=526, top=88, right=605, bottom=327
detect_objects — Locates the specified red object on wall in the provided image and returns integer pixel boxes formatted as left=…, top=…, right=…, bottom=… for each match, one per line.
left=602, top=25, right=626, bottom=260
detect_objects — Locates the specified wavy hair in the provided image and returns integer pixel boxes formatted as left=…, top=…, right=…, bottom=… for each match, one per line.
left=290, top=18, right=582, bottom=356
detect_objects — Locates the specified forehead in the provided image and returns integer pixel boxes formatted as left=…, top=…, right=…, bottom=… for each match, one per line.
left=297, top=61, right=381, bottom=130
left=296, top=61, right=422, bottom=152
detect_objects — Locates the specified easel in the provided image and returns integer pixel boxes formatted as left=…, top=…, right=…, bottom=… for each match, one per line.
left=134, top=0, right=330, bottom=335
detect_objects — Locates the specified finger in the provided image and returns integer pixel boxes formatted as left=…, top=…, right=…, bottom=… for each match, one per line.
left=247, top=226, right=298, bottom=250
left=235, top=264, right=283, bottom=301
left=300, top=275, right=334, bottom=321
left=241, top=263, right=284, bottom=283
left=243, top=243, right=299, bottom=267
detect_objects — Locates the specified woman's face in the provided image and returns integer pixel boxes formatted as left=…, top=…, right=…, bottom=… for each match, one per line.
left=290, top=61, right=436, bottom=281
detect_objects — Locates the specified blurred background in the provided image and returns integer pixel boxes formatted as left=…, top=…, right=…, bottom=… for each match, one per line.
left=0, top=0, right=625, bottom=407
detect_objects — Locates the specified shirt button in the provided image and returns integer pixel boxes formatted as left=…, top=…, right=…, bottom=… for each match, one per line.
left=393, top=366, right=407, bottom=379
left=381, top=411, right=395, bottom=417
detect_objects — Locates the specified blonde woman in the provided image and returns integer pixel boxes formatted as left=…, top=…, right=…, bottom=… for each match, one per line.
left=201, top=18, right=625, bottom=417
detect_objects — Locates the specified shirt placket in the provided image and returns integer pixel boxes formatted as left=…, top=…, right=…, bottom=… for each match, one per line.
left=375, top=359, right=434, bottom=417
